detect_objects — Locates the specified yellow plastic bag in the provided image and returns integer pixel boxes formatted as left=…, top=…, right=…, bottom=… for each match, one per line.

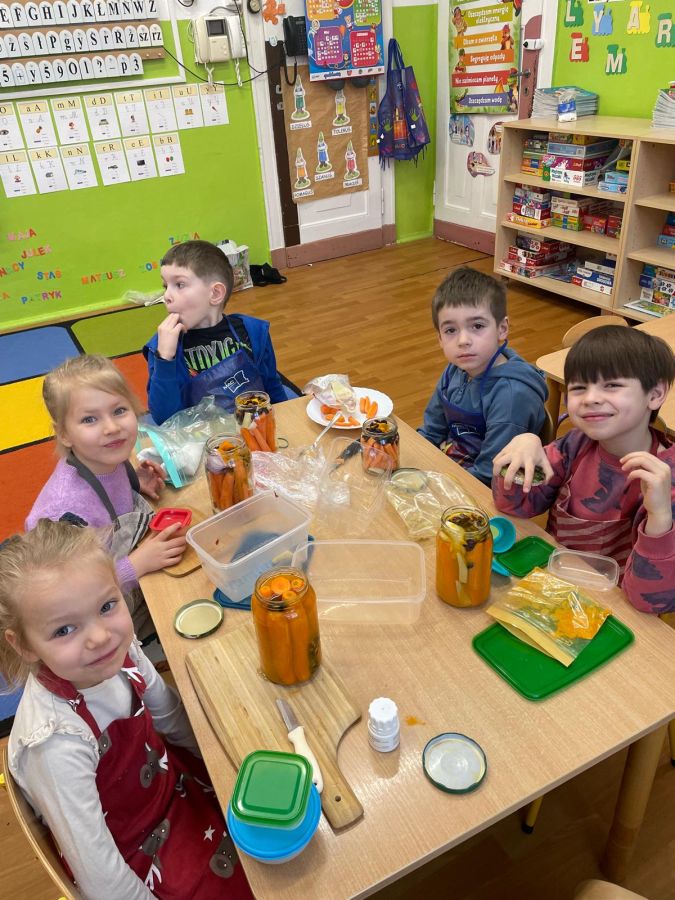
left=487, top=568, right=611, bottom=666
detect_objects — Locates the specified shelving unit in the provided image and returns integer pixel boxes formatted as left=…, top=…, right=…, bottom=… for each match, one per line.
left=495, top=117, right=675, bottom=323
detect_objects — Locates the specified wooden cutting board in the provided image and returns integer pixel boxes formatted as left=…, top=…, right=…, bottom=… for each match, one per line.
left=186, top=622, right=363, bottom=830
left=162, top=508, right=206, bottom=577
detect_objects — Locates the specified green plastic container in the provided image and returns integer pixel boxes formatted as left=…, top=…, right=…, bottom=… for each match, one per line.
left=496, top=536, right=555, bottom=577
left=230, top=751, right=312, bottom=830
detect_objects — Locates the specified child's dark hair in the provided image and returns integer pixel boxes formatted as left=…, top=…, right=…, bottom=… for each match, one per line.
left=431, top=267, right=507, bottom=330
left=161, top=240, right=234, bottom=300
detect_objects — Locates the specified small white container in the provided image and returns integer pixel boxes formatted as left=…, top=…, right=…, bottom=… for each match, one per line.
left=186, top=491, right=310, bottom=602
left=547, top=549, right=619, bottom=591
left=368, top=698, right=400, bottom=753
left=291, top=540, right=426, bottom=625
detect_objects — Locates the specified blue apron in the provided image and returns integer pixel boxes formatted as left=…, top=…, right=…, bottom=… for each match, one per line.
left=441, top=341, right=507, bottom=467
left=185, top=315, right=267, bottom=413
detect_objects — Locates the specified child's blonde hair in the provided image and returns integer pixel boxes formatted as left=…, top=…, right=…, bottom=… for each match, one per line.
left=0, top=520, right=117, bottom=689
left=43, top=355, right=143, bottom=455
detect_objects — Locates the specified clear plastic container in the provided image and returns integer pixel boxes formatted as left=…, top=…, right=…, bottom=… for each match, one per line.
left=547, top=549, right=619, bottom=591
left=186, top=491, right=310, bottom=602
left=291, top=540, right=426, bottom=625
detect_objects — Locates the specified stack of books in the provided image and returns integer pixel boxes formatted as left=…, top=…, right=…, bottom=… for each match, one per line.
left=532, top=86, right=599, bottom=119
left=500, top=234, right=574, bottom=279
left=657, top=211, right=675, bottom=249
left=652, top=82, right=675, bottom=129
left=625, top=262, right=675, bottom=317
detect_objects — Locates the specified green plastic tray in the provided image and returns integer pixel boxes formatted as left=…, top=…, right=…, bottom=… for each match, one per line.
left=496, top=536, right=555, bottom=577
left=472, top=617, right=634, bottom=700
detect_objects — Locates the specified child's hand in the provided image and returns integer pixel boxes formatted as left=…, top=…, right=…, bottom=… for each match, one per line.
left=621, top=451, right=673, bottom=537
left=137, top=459, right=166, bottom=500
left=157, top=313, right=184, bottom=361
left=493, top=433, right=553, bottom=493
left=130, top=523, right=187, bottom=577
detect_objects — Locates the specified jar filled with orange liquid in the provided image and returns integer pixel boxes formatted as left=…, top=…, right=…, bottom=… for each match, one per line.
left=205, top=434, right=253, bottom=513
left=436, top=506, right=492, bottom=608
left=235, top=391, right=277, bottom=452
left=252, top=567, right=321, bottom=685
left=361, top=416, right=400, bottom=474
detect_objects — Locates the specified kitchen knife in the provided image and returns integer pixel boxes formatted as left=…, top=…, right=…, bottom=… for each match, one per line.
left=275, top=698, right=324, bottom=793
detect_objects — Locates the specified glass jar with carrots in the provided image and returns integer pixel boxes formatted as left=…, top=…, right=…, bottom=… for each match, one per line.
left=252, top=567, right=321, bottom=686
left=235, top=391, right=277, bottom=452
left=436, top=506, right=492, bottom=608
left=361, top=416, right=400, bottom=474
left=205, top=434, right=254, bottom=513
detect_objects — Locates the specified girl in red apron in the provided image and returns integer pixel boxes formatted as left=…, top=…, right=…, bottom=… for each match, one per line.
left=2, top=520, right=253, bottom=900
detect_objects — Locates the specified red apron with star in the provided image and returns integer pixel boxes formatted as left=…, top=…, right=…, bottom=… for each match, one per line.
left=38, top=656, right=252, bottom=899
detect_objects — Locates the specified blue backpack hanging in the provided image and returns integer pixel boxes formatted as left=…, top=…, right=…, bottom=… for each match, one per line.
left=377, top=38, right=430, bottom=166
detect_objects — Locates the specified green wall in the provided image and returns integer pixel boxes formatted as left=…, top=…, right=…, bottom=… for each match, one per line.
left=393, top=4, right=438, bottom=243
left=552, top=0, right=674, bottom=118
left=0, top=22, right=269, bottom=331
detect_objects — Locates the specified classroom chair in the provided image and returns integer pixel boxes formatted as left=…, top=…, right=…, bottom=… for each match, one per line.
left=561, top=315, right=629, bottom=349
left=1, top=744, right=82, bottom=900
left=539, top=406, right=558, bottom=445
left=574, top=879, right=647, bottom=900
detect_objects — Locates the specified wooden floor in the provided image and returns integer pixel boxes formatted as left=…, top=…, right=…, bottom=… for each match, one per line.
left=2, top=238, right=673, bottom=900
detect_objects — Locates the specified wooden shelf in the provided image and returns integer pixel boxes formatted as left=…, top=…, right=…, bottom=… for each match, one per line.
left=616, top=304, right=671, bottom=323
left=501, top=219, right=621, bottom=254
left=503, top=116, right=675, bottom=143
left=635, top=193, right=675, bottom=213
left=494, top=267, right=613, bottom=309
left=504, top=171, right=626, bottom=203
left=626, top=245, right=675, bottom=267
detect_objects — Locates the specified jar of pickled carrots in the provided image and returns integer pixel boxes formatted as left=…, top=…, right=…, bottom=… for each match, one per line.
left=360, top=416, right=400, bottom=474
left=436, top=506, right=492, bottom=608
left=235, top=391, right=277, bottom=452
left=252, top=567, right=321, bottom=686
left=205, top=434, right=253, bottom=513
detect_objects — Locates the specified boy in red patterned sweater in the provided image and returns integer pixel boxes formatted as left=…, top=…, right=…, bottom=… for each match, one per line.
left=492, top=326, right=675, bottom=614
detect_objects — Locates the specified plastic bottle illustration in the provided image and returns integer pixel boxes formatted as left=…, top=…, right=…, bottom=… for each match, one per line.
left=291, top=75, right=310, bottom=121
left=315, top=131, right=332, bottom=173
left=344, top=140, right=359, bottom=181
left=294, top=147, right=311, bottom=189
left=333, top=88, right=350, bottom=126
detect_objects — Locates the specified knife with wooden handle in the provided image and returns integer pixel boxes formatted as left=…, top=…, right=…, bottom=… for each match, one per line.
left=275, top=698, right=324, bottom=793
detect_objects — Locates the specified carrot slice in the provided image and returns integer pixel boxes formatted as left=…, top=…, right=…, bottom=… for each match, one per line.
left=240, top=428, right=257, bottom=452
left=270, top=575, right=292, bottom=595
left=250, top=420, right=271, bottom=452
left=219, top=471, right=234, bottom=509
left=265, top=410, right=277, bottom=452
left=347, top=416, right=360, bottom=427
left=359, top=397, right=367, bottom=413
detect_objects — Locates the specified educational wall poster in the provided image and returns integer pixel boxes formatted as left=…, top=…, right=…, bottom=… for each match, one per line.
left=144, top=87, right=179, bottom=133
left=305, top=0, right=385, bottom=82
left=29, top=147, right=69, bottom=194
left=281, top=66, right=369, bottom=204
left=124, top=136, right=157, bottom=181
left=51, top=97, right=89, bottom=145
left=0, top=102, right=24, bottom=151
left=61, top=144, right=98, bottom=190
left=199, top=84, right=229, bottom=127
left=94, top=139, right=131, bottom=185
left=115, top=91, right=150, bottom=137
left=449, top=113, right=475, bottom=145
left=85, top=94, right=121, bottom=141
left=0, top=149, right=37, bottom=197
left=449, top=0, right=521, bottom=115
left=17, top=100, right=58, bottom=148
left=153, top=132, right=185, bottom=177
left=172, top=85, right=204, bottom=130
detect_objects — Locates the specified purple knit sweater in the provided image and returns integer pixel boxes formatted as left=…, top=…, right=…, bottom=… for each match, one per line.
left=25, top=459, right=138, bottom=589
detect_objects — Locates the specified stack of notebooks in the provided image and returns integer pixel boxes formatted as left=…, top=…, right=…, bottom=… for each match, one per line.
left=532, top=86, right=599, bottom=119
left=652, top=82, right=675, bottom=129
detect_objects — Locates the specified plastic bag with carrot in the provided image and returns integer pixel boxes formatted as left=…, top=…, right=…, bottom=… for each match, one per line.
left=384, top=469, right=477, bottom=540
left=487, top=568, right=611, bottom=666
left=303, top=374, right=358, bottom=426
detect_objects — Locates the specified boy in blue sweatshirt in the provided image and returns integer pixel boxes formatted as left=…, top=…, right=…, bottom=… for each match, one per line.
left=143, top=240, right=286, bottom=424
left=418, top=267, right=547, bottom=485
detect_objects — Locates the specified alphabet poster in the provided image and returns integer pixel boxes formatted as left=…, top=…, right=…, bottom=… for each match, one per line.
left=282, top=67, right=369, bottom=204
left=306, top=0, right=385, bottom=82
left=449, top=0, right=522, bottom=115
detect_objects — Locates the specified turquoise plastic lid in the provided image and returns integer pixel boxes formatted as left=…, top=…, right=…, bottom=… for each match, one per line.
left=231, top=751, right=312, bottom=830
left=227, top=784, right=321, bottom=863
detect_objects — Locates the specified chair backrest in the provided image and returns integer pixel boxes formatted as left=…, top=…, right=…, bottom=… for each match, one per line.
left=2, top=744, right=82, bottom=900
left=538, top=407, right=558, bottom=445
left=561, top=315, right=629, bottom=349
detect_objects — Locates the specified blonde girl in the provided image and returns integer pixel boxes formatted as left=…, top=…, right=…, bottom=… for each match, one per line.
left=2, top=520, right=252, bottom=900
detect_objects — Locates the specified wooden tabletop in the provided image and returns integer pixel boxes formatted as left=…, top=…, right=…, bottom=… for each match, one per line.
left=536, top=316, right=675, bottom=434
left=141, top=398, right=675, bottom=899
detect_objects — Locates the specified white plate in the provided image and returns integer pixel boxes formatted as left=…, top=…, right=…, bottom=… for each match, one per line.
left=306, top=387, right=394, bottom=430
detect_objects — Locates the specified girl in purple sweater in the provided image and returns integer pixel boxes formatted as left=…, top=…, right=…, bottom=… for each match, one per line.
left=26, top=356, right=186, bottom=634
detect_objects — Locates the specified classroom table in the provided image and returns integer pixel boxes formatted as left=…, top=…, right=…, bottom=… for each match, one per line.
left=140, top=398, right=675, bottom=899
left=536, top=315, right=675, bottom=434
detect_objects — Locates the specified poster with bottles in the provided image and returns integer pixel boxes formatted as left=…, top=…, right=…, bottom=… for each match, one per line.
left=281, top=67, right=369, bottom=204
left=305, top=0, right=385, bottom=82
left=450, top=0, right=522, bottom=115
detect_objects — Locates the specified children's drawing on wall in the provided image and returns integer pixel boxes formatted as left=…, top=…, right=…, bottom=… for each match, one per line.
left=367, top=77, right=379, bottom=156
left=344, top=139, right=360, bottom=184
left=316, top=131, right=333, bottom=175
left=466, top=151, right=495, bottom=177
left=592, top=4, right=613, bottom=36
left=626, top=1, right=651, bottom=34
left=294, top=147, right=311, bottom=190
left=487, top=121, right=504, bottom=155
left=333, top=89, right=350, bottom=127
left=292, top=76, right=311, bottom=122
left=449, top=114, right=474, bottom=146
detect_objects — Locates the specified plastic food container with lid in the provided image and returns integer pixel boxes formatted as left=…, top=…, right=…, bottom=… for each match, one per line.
left=186, top=491, right=310, bottom=602
left=149, top=507, right=192, bottom=536
left=547, top=549, right=619, bottom=591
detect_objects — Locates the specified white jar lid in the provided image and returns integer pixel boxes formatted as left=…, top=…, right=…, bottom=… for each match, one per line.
left=423, top=733, right=487, bottom=793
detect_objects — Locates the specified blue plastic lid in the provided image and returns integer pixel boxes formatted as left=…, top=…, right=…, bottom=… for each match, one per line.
left=227, top=783, right=321, bottom=861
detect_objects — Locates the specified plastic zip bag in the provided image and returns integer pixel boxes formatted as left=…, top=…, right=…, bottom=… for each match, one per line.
left=487, top=567, right=611, bottom=666
left=252, top=445, right=327, bottom=514
left=384, top=469, right=477, bottom=540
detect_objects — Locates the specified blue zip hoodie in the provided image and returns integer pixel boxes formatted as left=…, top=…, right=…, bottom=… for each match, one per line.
left=418, top=347, right=548, bottom=485
left=143, top=313, right=287, bottom=425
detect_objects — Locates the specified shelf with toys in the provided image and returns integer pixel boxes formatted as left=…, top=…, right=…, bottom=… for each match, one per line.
left=495, top=117, right=675, bottom=323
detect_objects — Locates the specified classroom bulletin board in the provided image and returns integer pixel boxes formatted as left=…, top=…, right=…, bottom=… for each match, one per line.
left=0, top=22, right=270, bottom=332
left=552, top=0, right=674, bottom=118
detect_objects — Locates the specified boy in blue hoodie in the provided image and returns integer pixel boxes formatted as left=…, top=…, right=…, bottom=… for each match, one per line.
left=418, top=267, right=547, bottom=485
left=143, top=241, right=286, bottom=425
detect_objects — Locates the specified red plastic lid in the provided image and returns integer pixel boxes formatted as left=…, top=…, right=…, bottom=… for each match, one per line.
left=149, top=507, right=192, bottom=532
